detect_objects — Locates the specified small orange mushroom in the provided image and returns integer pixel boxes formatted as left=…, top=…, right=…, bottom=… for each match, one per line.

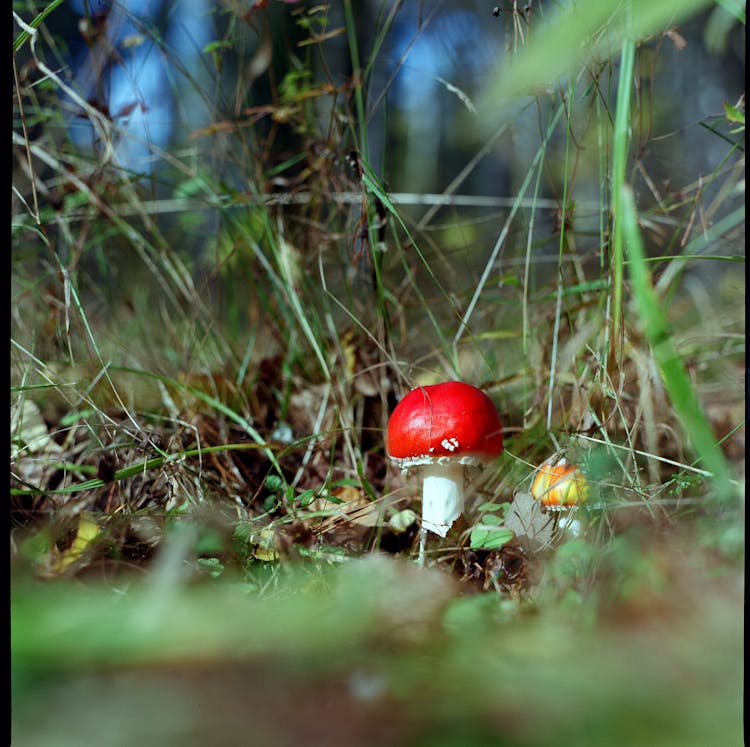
left=530, top=456, right=589, bottom=509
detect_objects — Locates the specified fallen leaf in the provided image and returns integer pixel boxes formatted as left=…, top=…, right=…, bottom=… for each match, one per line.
left=311, top=486, right=386, bottom=530
left=51, top=513, right=102, bottom=573
left=503, top=491, right=556, bottom=552
left=11, top=399, right=61, bottom=457
left=252, top=528, right=280, bottom=562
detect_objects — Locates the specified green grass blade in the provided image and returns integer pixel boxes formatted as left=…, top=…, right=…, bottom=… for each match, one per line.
left=478, top=0, right=715, bottom=123
left=619, top=187, right=736, bottom=502
left=714, top=0, right=746, bottom=23
left=13, top=0, right=66, bottom=54
left=343, top=0, right=368, bottom=162
left=610, top=32, right=636, bottom=365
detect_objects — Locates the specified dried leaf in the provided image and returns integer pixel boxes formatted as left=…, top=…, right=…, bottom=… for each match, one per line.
left=11, top=399, right=60, bottom=457
left=252, top=528, right=280, bottom=562
left=51, top=513, right=101, bottom=573
left=664, top=27, right=687, bottom=51
left=503, top=491, right=556, bottom=552
left=312, top=486, right=385, bottom=530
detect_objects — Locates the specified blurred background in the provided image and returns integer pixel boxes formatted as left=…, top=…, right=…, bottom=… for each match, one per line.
left=14, top=0, right=744, bottom=321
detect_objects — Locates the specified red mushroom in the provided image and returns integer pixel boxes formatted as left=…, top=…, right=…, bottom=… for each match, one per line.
left=386, top=381, right=504, bottom=558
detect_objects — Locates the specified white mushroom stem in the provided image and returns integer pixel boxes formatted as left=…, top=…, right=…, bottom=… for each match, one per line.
left=421, top=462, right=465, bottom=538
left=556, top=511, right=583, bottom=538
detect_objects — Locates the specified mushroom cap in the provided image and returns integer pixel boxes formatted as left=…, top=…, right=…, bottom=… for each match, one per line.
left=386, top=381, right=504, bottom=468
left=530, top=456, right=589, bottom=507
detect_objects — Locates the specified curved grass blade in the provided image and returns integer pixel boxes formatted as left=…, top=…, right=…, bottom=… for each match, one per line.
left=619, top=187, right=736, bottom=503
